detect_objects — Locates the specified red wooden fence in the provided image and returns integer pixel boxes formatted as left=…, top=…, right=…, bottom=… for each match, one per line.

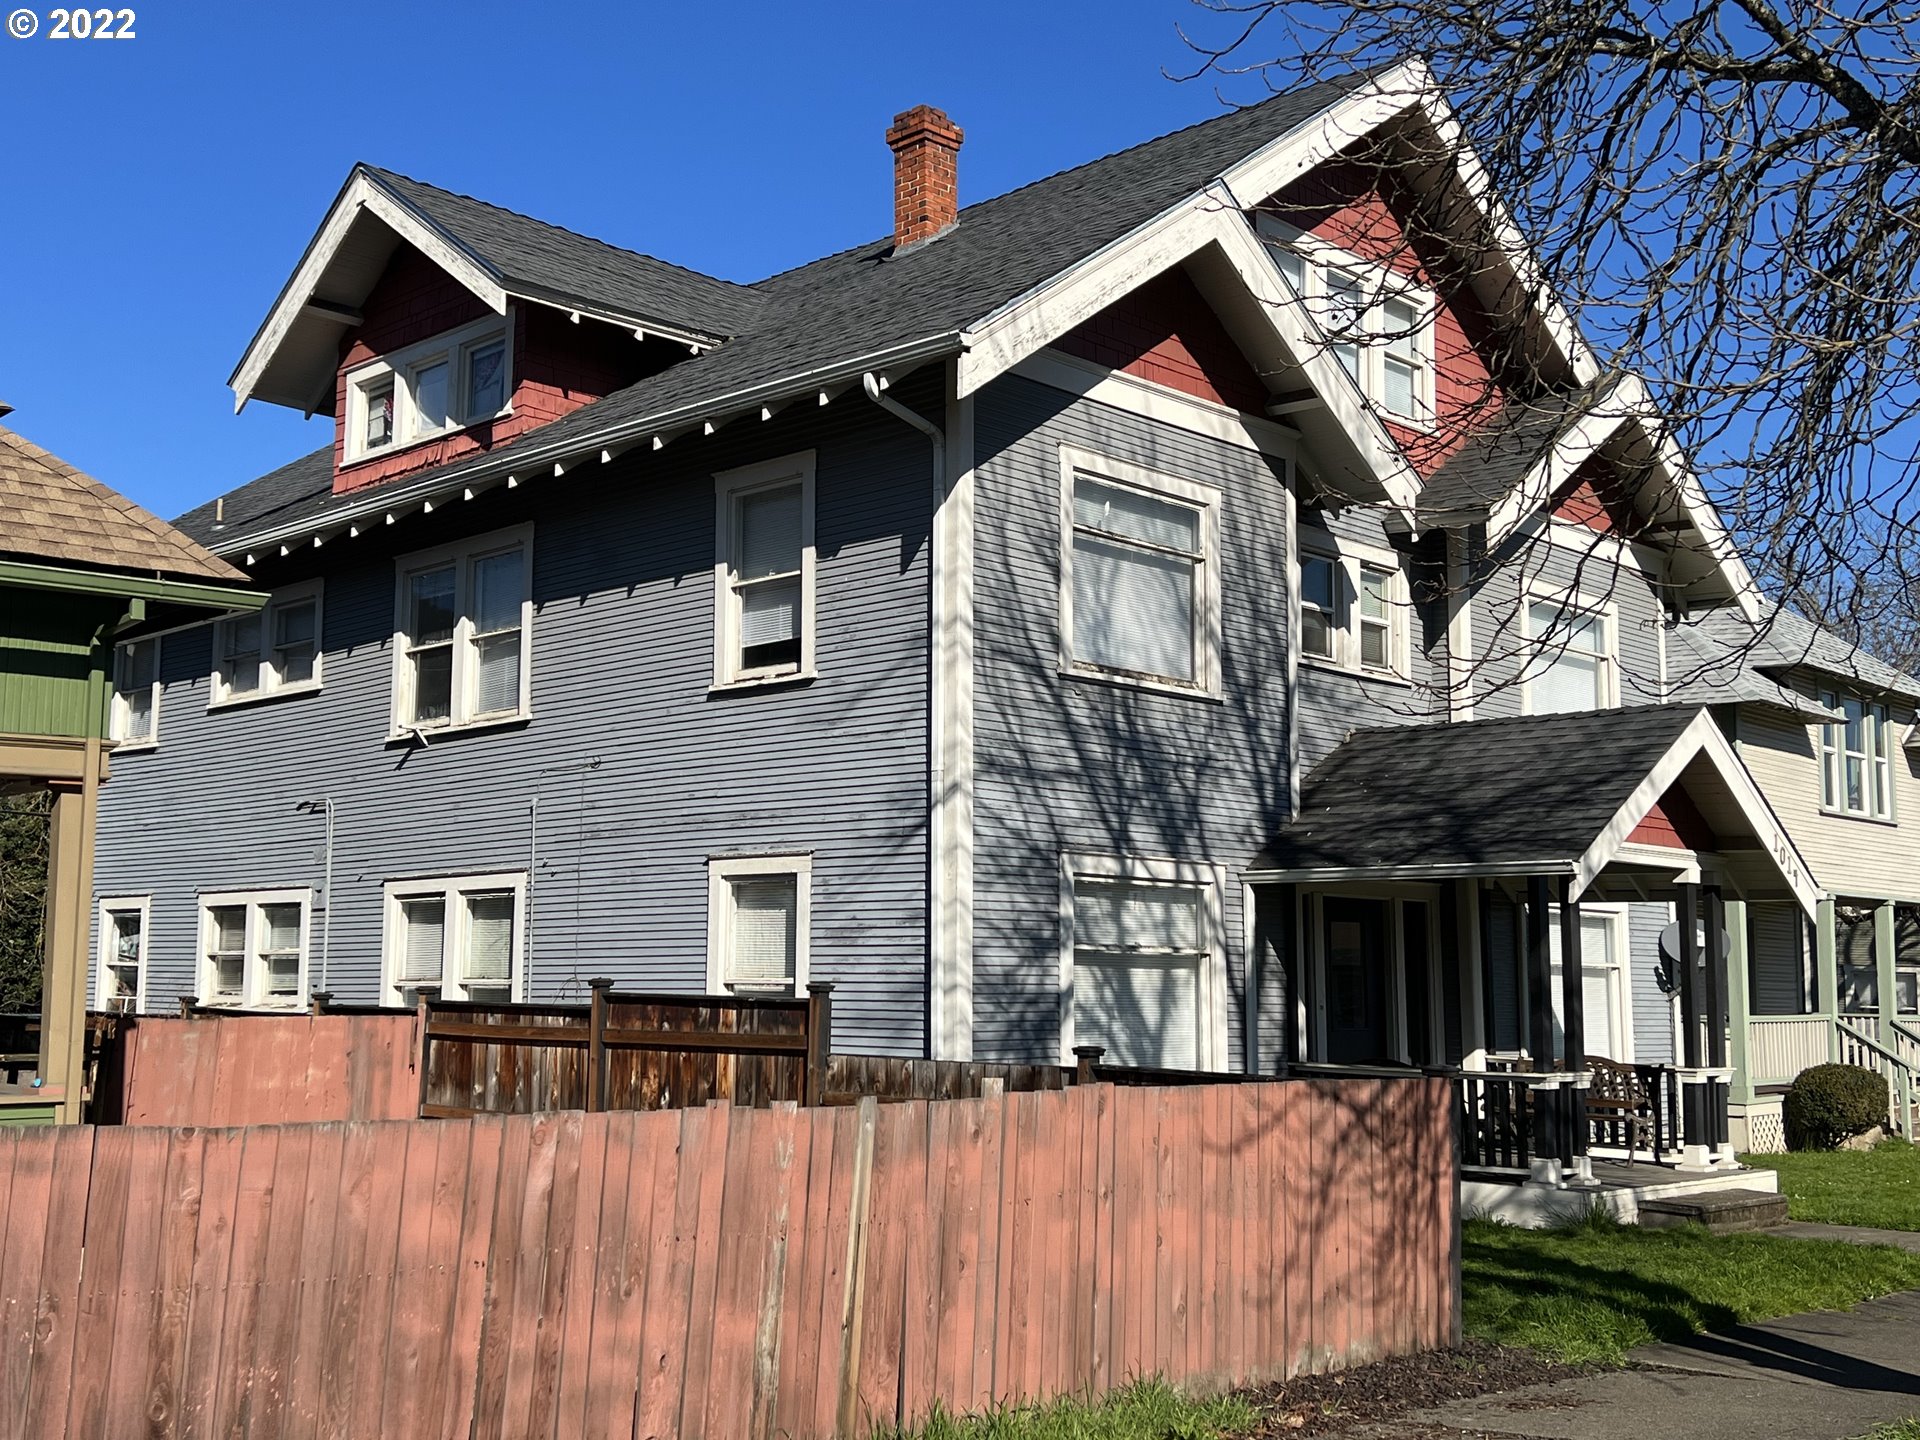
left=0, top=1077, right=1455, bottom=1439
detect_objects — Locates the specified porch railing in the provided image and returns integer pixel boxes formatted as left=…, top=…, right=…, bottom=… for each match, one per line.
left=1455, top=1070, right=1534, bottom=1174
left=1836, top=1019, right=1916, bottom=1138
left=1747, top=1016, right=1834, bottom=1087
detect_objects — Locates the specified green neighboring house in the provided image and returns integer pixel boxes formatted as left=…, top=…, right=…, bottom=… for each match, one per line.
left=0, top=411, right=260, bottom=1123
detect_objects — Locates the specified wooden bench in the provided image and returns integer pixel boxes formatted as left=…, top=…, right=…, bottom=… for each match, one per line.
left=1585, top=1055, right=1654, bottom=1162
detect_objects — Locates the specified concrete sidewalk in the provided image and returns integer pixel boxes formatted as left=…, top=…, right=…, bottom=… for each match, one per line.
left=1373, top=1290, right=1920, bottom=1439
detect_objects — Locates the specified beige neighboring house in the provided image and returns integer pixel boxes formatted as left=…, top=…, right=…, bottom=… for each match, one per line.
left=1670, top=606, right=1920, bottom=1148
left=0, top=413, right=259, bottom=1123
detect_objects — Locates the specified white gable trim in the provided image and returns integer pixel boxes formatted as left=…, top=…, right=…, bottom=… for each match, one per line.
left=231, top=170, right=508, bottom=413
left=1012, top=348, right=1299, bottom=459
left=1573, top=709, right=1819, bottom=913
left=1481, top=393, right=1639, bottom=546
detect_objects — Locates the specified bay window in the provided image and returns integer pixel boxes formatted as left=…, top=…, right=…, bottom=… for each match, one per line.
left=391, top=526, right=532, bottom=734
left=706, top=854, right=811, bottom=996
left=714, top=452, right=816, bottom=687
left=1820, top=691, right=1896, bottom=819
left=1059, top=448, right=1221, bottom=696
left=211, top=580, right=322, bottom=705
left=383, top=872, right=524, bottom=1005
left=198, top=890, right=309, bottom=1009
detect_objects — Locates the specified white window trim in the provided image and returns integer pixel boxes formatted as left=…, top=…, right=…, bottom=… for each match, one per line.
left=110, top=636, right=162, bottom=751
left=96, top=895, right=150, bottom=1014
left=209, top=578, right=325, bottom=708
left=197, top=888, right=311, bottom=1010
left=1519, top=584, right=1620, bottom=714
left=1057, top=852, right=1229, bottom=1071
left=343, top=313, right=515, bottom=466
left=705, top=853, right=813, bottom=996
left=1819, top=690, right=1898, bottom=822
left=1550, top=901, right=1633, bottom=1065
left=1057, top=445, right=1223, bottom=699
left=1294, top=530, right=1411, bottom=682
left=711, top=451, right=818, bottom=690
left=380, top=870, right=528, bottom=1005
left=1255, top=216, right=1439, bottom=430
left=389, top=523, right=534, bottom=739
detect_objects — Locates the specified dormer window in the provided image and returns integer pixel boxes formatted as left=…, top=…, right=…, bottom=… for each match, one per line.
left=344, top=315, right=513, bottom=464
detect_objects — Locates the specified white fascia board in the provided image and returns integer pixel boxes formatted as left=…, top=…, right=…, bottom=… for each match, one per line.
left=1482, top=391, right=1639, bottom=547
left=230, top=170, right=508, bottom=412
left=1573, top=709, right=1820, bottom=914
left=1630, top=397, right=1764, bottom=621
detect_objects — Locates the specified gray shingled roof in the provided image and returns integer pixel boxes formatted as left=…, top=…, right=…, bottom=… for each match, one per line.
left=1678, top=604, right=1920, bottom=705
left=1417, top=383, right=1609, bottom=523
left=179, top=68, right=1386, bottom=548
left=1664, top=613, right=1843, bottom=721
left=1249, top=706, right=1703, bottom=872
left=365, top=167, right=765, bottom=338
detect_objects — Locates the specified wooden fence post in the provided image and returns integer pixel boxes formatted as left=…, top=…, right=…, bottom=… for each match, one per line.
left=309, top=991, right=333, bottom=1017
left=835, top=1095, right=878, bottom=1439
left=806, top=982, right=835, bottom=1107
left=415, top=990, right=432, bottom=1116
left=587, top=977, right=614, bottom=1112
left=1073, top=1044, right=1105, bottom=1084
left=178, top=996, right=195, bottom=1018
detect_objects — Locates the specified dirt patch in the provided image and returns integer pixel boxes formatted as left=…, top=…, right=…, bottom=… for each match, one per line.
left=1236, top=1340, right=1587, bottom=1436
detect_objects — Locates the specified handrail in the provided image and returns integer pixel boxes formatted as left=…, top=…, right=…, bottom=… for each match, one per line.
left=1836, top=1019, right=1915, bottom=1138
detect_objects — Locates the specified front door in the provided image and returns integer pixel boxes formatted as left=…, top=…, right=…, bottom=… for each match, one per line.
left=1323, top=897, right=1390, bottom=1065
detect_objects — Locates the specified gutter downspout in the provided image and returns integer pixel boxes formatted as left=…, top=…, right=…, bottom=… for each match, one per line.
left=862, top=372, right=947, bottom=1056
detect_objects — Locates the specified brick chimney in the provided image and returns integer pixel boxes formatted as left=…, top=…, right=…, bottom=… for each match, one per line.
left=886, top=105, right=964, bottom=250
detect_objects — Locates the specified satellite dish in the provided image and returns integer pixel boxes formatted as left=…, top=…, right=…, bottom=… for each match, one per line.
left=1655, top=921, right=1731, bottom=995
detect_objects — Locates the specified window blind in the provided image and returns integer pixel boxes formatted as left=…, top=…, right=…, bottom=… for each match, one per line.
left=728, top=876, right=797, bottom=990
left=398, top=898, right=446, bottom=984
left=1073, top=537, right=1195, bottom=680
left=741, top=578, right=801, bottom=646
left=1073, top=479, right=1198, bottom=554
left=1073, top=957, right=1198, bottom=1069
left=740, top=487, right=802, bottom=579
left=464, top=893, right=515, bottom=982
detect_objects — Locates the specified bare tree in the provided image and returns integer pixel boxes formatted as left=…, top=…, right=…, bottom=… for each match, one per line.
left=1179, top=0, right=1920, bottom=662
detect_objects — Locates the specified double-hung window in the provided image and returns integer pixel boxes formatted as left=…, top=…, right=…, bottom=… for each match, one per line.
left=1256, top=217, right=1436, bottom=426
left=1059, top=448, right=1221, bottom=696
left=198, top=890, right=308, bottom=1009
left=1820, top=691, right=1896, bottom=819
left=714, top=452, right=816, bottom=686
left=111, top=637, right=160, bottom=747
left=707, top=855, right=811, bottom=996
left=383, top=873, right=524, bottom=1005
left=97, top=897, right=149, bottom=1013
left=392, top=526, right=532, bottom=734
left=1296, top=536, right=1408, bottom=678
left=211, top=581, right=321, bottom=705
left=1062, top=855, right=1226, bottom=1071
left=1548, top=905, right=1629, bottom=1062
left=344, top=316, right=513, bottom=464
left=1523, top=595, right=1616, bottom=714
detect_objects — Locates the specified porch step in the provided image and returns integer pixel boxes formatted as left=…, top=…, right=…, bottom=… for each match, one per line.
left=1636, top=1188, right=1790, bottom=1233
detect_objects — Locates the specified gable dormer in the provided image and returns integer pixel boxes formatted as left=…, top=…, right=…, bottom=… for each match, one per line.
left=228, top=164, right=762, bottom=496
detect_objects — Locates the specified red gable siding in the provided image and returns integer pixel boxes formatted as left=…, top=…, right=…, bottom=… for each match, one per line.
left=1627, top=786, right=1717, bottom=851
left=1551, top=455, right=1643, bottom=537
left=330, top=247, right=643, bottom=496
left=1056, top=268, right=1270, bottom=416
left=1264, top=159, right=1509, bottom=478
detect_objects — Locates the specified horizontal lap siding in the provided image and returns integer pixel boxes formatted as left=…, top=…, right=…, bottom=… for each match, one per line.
left=1629, top=901, right=1675, bottom=1064
left=92, top=388, right=936, bottom=1054
left=972, top=377, right=1291, bottom=1066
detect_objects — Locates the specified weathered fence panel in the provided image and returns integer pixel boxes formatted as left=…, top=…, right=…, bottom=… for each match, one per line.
left=0, top=1076, right=1454, bottom=1439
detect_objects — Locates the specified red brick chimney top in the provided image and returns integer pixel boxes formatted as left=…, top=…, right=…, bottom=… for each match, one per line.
left=886, top=105, right=964, bottom=251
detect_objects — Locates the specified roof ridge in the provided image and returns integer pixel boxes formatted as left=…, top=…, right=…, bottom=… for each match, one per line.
left=750, top=67, right=1390, bottom=288
left=1337, top=703, right=1701, bottom=747
left=361, top=164, right=763, bottom=298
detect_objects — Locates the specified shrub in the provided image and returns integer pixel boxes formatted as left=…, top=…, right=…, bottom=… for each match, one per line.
left=1784, top=1063, right=1888, bottom=1150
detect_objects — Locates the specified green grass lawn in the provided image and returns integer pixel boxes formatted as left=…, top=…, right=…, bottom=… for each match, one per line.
left=873, top=1381, right=1253, bottom=1440
left=1742, top=1143, right=1920, bottom=1230
left=1854, top=1423, right=1920, bottom=1440
left=1462, top=1215, right=1920, bottom=1365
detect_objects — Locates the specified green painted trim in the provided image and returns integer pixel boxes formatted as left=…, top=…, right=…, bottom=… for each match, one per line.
left=1726, top=898, right=1754, bottom=1104
left=1877, top=900, right=1899, bottom=1041
left=0, top=559, right=263, bottom=611
left=1817, top=898, right=1840, bottom=1062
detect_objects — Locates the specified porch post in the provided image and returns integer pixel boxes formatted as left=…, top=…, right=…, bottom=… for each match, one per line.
left=1875, top=899, right=1898, bottom=1045
left=1703, top=886, right=1732, bottom=1161
left=1726, top=898, right=1754, bottom=1107
left=1453, top=879, right=1486, bottom=1067
left=1271, top=884, right=1300, bottom=1070
left=1816, top=897, right=1840, bottom=1062
left=1477, top=883, right=1499, bottom=1057
left=1525, top=875, right=1560, bottom=1173
left=1677, top=882, right=1710, bottom=1160
left=1557, top=877, right=1589, bottom=1174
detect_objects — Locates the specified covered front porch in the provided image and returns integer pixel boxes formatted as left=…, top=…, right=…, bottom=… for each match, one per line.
left=1247, top=706, right=1820, bottom=1217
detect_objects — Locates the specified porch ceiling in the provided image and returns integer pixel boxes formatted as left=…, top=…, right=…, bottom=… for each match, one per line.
left=1249, top=705, right=1819, bottom=911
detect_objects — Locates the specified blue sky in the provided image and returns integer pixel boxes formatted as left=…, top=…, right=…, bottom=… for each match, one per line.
left=0, top=0, right=1269, bottom=519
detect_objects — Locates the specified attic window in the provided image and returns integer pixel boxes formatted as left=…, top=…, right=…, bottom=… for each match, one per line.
left=344, top=315, right=512, bottom=464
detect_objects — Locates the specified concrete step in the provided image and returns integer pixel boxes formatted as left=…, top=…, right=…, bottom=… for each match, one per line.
left=1637, top=1187, right=1790, bottom=1233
